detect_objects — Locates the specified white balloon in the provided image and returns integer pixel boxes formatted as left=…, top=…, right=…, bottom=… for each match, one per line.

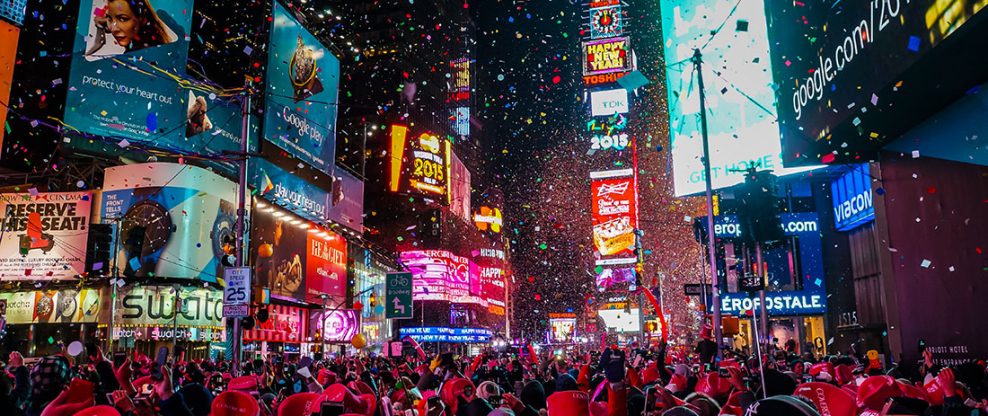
left=67, top=341, right=84, bottom=357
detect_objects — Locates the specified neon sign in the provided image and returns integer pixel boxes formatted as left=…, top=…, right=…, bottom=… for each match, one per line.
left=583, top=37, right=632, bottom=75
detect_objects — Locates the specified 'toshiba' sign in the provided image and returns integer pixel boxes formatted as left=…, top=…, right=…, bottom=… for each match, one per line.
left=583, top=37, right=632, bottom=75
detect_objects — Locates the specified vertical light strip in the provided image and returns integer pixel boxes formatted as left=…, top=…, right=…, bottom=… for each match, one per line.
left=389, top=125, right=408, bottom=193
left=445, top=138, right=453, bottom=205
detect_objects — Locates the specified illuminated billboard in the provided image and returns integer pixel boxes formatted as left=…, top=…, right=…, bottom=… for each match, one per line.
left=598, top=308, right=640, bottom=333
left=766, top=0, right=987, bottom=165
left=595, top=267, right=636, bottom=291
left=0, top=192, right=92, bottom=281
left=583, top=37, right=632, bottom=75
left=450, top=58, right=470, bottom=102
left=590, top=170, right=638, bottom=266
left=250, top=201, right=347, bottom=302
left=590, top=89, right=629, bottom=116
left=659, top=0, right=818, bottom=196
left=590, top=5, right=623, bottom=39
left=101, top=163, right=236, bottom=283
left=311, top=309, right=360, bottom=343
left=0, top=21, right=16, bottom=154
left=264, top=2, right=340, bottom=174
left=549, top=317, right=577, bottom=342
left=473, top=206, right=503, bottom=233
left=400, top=250, right=482, bottom=305
left=389, top=125, right=449, bottom=198
left=448, top=151, right=472, bottom=221
left=65, top=0, right=193, bottom=145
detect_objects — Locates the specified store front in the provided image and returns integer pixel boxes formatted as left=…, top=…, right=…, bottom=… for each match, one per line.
left=0, top=289, right=103, bottom=357
left=105, top=285, right=225, bottom=360
left=351, top=247, right=396, bottom=351
left=710, top=213, right=830, bottom=357
left=243, top=303, right=308, bottom=361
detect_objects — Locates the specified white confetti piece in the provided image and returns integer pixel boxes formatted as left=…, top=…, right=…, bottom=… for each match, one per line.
left=920, top=259, right=932, bottom=268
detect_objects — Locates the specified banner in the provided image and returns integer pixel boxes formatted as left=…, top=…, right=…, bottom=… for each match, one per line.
left=264, top=2, right=340, bottom=174
left=112, top=285, right=225, bottom=328
left=101, top=163, right=236, bottom=282
left=251, top=202, right=347, bottom=302
left=590, top=172, right=637, bottom=264
left=244, top=304, right=307, bottom=343
left=0, top=289, right=102, bottom=324
left=0, top=192, right=93, bottom=280
left=65, top=0, right=193, bottom=144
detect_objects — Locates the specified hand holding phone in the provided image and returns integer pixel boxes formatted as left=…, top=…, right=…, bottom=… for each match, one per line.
left=150, top=346, right=168, bottom=381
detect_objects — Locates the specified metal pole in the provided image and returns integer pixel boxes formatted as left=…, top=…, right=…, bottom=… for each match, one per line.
left=322, top=296, right=328, bottom=356
left=751, top=307, right=768, bottom=398
left=755, top=243, right=768, bottom=352
left=693, top=49, right=723, bottom=358
left=231, top=81, right=252, bottom=376
left=107, top=219, right=121, bottom=352
left=173, top=286, right=180, bottom=354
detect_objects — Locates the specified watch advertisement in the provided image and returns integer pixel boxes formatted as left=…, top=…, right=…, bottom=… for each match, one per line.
left=111, top=285, right=224, bottom=328
left=0, top=192, right=93, bottom=281
left=0, top=289, right=102, bottom=324
left=263, top=2, right=340, bottom=174
left=101, top=163, right=237, bottom=283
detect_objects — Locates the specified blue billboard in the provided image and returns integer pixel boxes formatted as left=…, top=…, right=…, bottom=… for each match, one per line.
left=399, top=327, right=492, bottom=343
left=700, top=213, right=828, bottom=316
left=263, top=2, right=340, bottom=174
left=65, top=0, right=193, bottom=145
left=831, top=164, right=875, bottom=231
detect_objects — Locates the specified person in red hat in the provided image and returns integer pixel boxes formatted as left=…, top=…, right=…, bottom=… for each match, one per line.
left=212, top=391, right=261, bottom=416
left=547, top=390, right=591, bottom=416
left=277, top=392, right=325, bottom=416
left=695, top=325, right=717, bottom=365
left=793, top=382, right=857, bottom=416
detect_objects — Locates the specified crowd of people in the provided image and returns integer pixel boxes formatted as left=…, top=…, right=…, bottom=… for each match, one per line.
left=1, top=335, right=987, bottom=416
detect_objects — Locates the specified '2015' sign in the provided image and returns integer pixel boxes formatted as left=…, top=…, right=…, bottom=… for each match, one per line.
left=590, top=134, right=629, bottom=151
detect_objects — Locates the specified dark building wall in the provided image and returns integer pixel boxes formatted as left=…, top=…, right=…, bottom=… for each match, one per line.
left=812, top=179, right=860, bottom=355
left=874, top=153, right=988, bottom=364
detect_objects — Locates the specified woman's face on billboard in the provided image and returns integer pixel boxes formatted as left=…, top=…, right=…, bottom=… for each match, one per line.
left=107, top=0, right=141, bottom=48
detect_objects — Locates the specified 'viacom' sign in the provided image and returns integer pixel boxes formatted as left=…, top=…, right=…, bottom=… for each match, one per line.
left=831, top=164, right=875, bottom=231
left=583, top=37, right=632, bottom=75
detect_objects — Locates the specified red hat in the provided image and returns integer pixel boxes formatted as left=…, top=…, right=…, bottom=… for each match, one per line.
left=229, top=375, right=259, bottom=392
left=856, top=375, right=903, bottom=410
left=212, top=391, right=261, bottom=416
left=833, top=364, right=853, bottom=386
left=719, top=359, right=741, bottom=370
left=589, top=401, right=608, bottom=416
left=418, top=390, right=438, bottom=416
left=841, top=383, right=858, bottom=397
left=439, top=378, right=475, bottom=415
left=924, top=378, right=945, bottom=406
left=278, top=392, right=326, bottom=416
left=318, top=369, right=337, bottom=386
left=642, top=363, right=660, bottom=386
left=809, top=362, right=836, bottom=381
left=324, top=383, right=377, bottom=416
left=349, top=380, right=375, bottom=396
left=547, top=391, right=591, bottom=416
left=896, top=380, right=929, bottom=402
left=577, top=364, right=592, bottom=390
left=695, top=373, right=732, bottom=400
left=71, top=406, right=121, bottom=416
left=627, top=367, right=643, bottom=390
left=700, top=324, right=713, bottom=339
left=719, top=391, right=745, bottom=416
left=793, top=382, right=857, bottom=416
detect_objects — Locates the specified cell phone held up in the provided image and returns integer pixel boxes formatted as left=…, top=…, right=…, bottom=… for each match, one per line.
left=150, top=346, right=169, bottom=381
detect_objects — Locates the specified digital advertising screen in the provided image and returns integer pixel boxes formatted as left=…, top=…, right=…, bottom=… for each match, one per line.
left=767, top=0, right=987, bottom=165
left=598, top=307, right=640, bottom=333
left=0, top=192, right=92, bottom=281
left=448, top=151, right=472, bottom=221
left=101, top=163, right=236, bottom=283
left=595, top=267, right=636, bottom=292
left=590, top=88, right=630, bottom=116
left=587, top=113, right=630, bottom=152
left=659, top=0, right=818, bottom=196
left=112, top=285, right=224, bottom=329
left=0, top=289, right=101, bottom=324
left=65, top=0, right=194, bottom=145
left=245, top=304, right=308, bottom=343
left=590, top=170, right=637, bottom=266
left=589, top=5, right=623, bottom=39
left=400, top=250, right=481, bottom=305
left=583, top=37, right=632, bottom=75
left=549, top=318, right=577, bottom=342
left=311, top=309, right=360, bottom=343
left=250, top=201, right=347, bottom=303
left=264, top=2, right=340, bottom=174
left=450, top=58, right=470, bottom=102
left=389, top=125, right=449, bottom=199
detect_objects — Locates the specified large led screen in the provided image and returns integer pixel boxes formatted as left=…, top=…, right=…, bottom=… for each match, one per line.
left=65, top=0, right=193, bottom=145
left=768, top=0, right=987, bottom=164
left=659, top=0, right=818, bottom=196
left=400, top=250, right=482, bottom=304
left=101, top=163, right=235, bottom=283
left=389, top=125, right=449, bottom=199
left=250, top=202, right=347, bottom=303
left=590, top=170, right=637, bottom=266
left=264, top=2, right=340, bottom=174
